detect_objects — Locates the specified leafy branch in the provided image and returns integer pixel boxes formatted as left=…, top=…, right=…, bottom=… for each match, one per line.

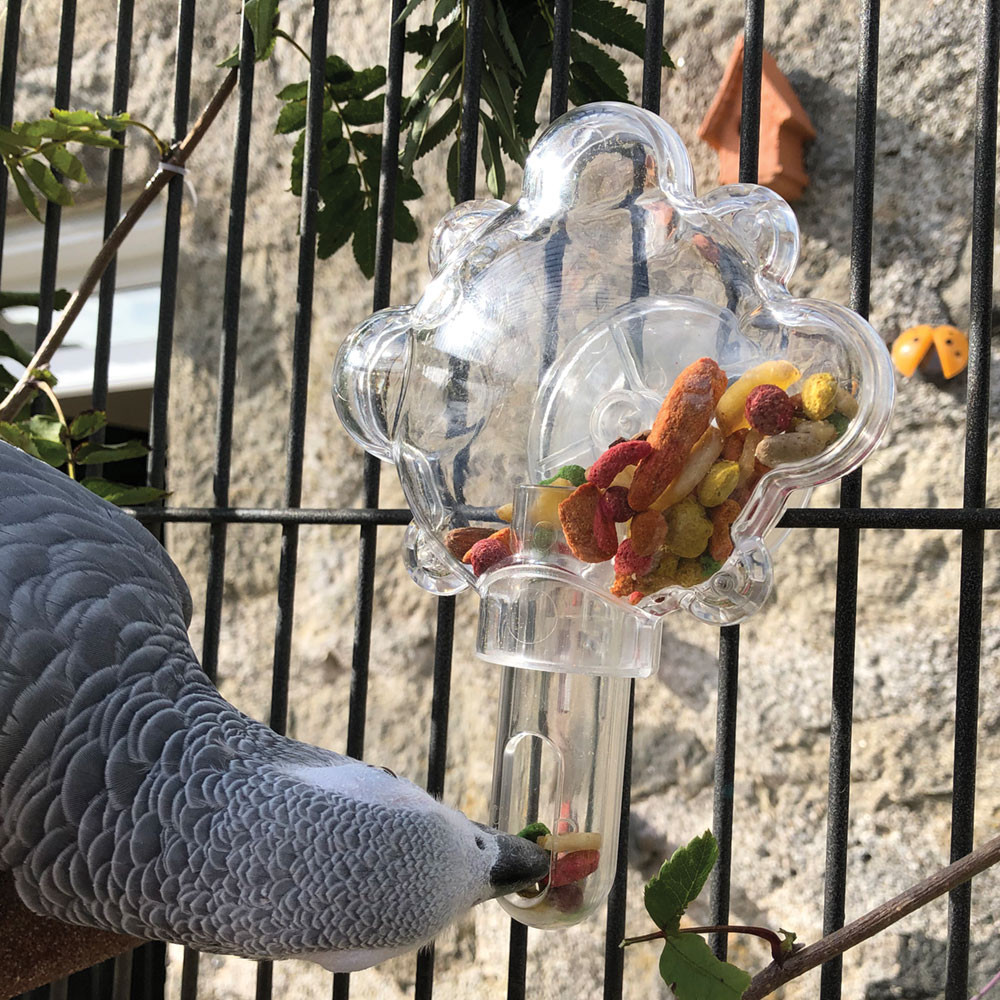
left=0, top=110, right=168, bottom=222
left=276, top=0, right=672, bottom=277
left=626, top=831, right=1000, bottom=1000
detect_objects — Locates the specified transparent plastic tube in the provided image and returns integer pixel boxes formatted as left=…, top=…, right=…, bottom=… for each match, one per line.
left=489, top=665, right=630, bottom=928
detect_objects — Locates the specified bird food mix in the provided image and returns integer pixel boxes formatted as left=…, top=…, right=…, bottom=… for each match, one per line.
left=454, top=357, right=856, bottom=604
left=516, top=826, right=603, bottom=914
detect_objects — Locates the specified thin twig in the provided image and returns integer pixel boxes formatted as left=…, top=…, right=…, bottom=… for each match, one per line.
left=0, top=68, right=238, bottom=424
left=34, top=380, right=74, bottom=479
left=971, top=967, right=1000, bottom=1000
left=743, top=833, right=1000, bottom=999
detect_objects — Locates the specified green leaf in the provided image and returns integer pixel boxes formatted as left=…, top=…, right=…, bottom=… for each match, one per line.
left=352, top=204, right=378, bottom=279
left=277, top=81, right=308, bottom=101
left=41, top=143, right=89, bottom=183
left=0, top=131, right=22, bottom=155
left=0, top=329, right=33, bottom=366
left=329, top=65, right=386, bottom=102
left=14, top=118, right=74, bottom=142
left=62, top=131, right=121, bottom=149
left=480, top=115, right=505, bottom=199
left=74, top=438, right=150, bottom=464
left=0, top=421, right=41, bottom=458
left=407, top=21, right=462, bottom=113
left=316, top=165, right=363, bottom=259
left=325, top=55, right=356, bottom=85
left=658, top=934, right=751, bottom=1000
left=341, top=95, right=385, bottom=126
left=9, top=164, right=41, bottom=220
left=405, top=23, right=437, bottom=57
left=22, top=157, right=73, bottom=206
left=415, top=100, right=460, bottom=162
left=96, top=112, right=133, bottom=131
left=48, top=108, right=101, bottom=127
left=0, top=364, right=17, bottom=392
left=540, top=464, right=587, bottom=487
left=68, top=409, right=107, bottom=439
left=27, top=413, right=65, bottom=444
left=431, top=0, right=459, bottom=21
left=645, top=831, right=719, bottom=933
left=244, top=0, right=279, bottom=60
left=514, top=44, right=550, bottom=142
left=494, top=3, right=526, bottom=75
left=571, top=33, right=629, bottom=101
left=397, top=171, right=423, bottom=201
left=572, top=0, right=657, bottom=62
left=479, top=69, right=525, bottom=163
left=446, top=138, right=460, bottom=201
left=395, top=0, right=429, bottom=24
left=218, top=46, right=240, bottom=69
left=393, top=200, right=418, bottom=243
left=276, top=99, right=307, bottom=134
left=80, top=478, right=169, bottom=506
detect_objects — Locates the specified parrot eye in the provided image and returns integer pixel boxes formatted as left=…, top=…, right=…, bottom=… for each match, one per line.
left=475, top=835, right=486, bottom=850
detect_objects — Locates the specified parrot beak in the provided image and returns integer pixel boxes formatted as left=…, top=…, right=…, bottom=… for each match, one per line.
left=485, top=830, right=551, bottom=895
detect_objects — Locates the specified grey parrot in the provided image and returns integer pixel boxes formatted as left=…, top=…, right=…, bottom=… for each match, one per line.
left=0, top=441, right=548, bottom=972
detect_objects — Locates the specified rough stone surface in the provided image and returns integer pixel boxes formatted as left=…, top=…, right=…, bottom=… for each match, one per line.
left=8, top=1, right=1000, bottom=999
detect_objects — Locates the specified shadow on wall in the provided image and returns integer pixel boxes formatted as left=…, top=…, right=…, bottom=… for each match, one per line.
left=865, top=932, right=998, bottom=999
left=786, top=71, right=975, bottom=321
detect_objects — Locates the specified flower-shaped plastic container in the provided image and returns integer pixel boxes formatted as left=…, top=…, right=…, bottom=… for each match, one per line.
left=333, top=103, right=894, bottom=929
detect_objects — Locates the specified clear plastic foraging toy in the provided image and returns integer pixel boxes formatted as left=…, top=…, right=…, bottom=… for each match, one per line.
left=332, top=103, right=894, bottom=928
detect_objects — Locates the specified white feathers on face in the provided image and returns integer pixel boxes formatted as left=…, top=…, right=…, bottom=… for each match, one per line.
left=288, top=760, right=501, bottom=902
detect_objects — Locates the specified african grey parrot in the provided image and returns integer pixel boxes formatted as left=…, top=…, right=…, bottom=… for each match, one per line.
left=0, top=441, right=548, bottom=972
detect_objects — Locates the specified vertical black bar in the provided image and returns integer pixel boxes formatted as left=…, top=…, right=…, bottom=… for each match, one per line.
left=945, top=1, right=998, bottom=996
left=457, top=0, right=485, bottom=203
left=34, top=0, right=76, bottom=352
left=147, top=0, right=197, bottom=540
left=180, top=13, right=255, bottom=998
left=708, top=626, right=739, bottom=958
left=601, top=4, right=664, bottom=994
left=738, top=0, right=764, bottom=184
left=549, top=0, right=572, bottom=119
left=819, top=2, right=879, bottom=997
left=89, top=0, right=135, bottom=477
left=258, top=1, right=330, bottom=998
left=0, top=0, right=23, bottom=286
left=331, top=9, right=405, bottom=1000
left=413, top=598, right=457, bottom=1000
left=602, top=685, right=635, bottom=999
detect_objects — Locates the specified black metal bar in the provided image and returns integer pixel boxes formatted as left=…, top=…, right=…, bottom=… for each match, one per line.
left=0, top=0, right=23, bottom=287
left=89, top=0, right=135, bottom=466
left=147, top=0, right=196, bottom=540
left=641, top=0, right=664, bottom=114
left=180, top=14, right=255, bottom=998
left=549, top=0, right=572, bottom=119
left=820, top=1, right=879, bottom=995
left=33, top=0, right=76, bottom=357
left=414, top=596, right=457, bottom=1000
left=738, top=0, right=764, bottom=183
left=709, top=626, right=739, bottom=959
left=602, top=682, right=635, bottom=998
left=256, top=4, right=328, bottom=1000
left=119, top=504, right=1000, bottom=529
left=457, top=0, right=485, bottom=203
left=945, top=1, right=999, bottom=995
left=334, top=4, right=405, bottom=996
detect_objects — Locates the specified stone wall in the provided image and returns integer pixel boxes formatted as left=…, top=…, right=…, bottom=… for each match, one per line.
left=8, top=1, right=999, bottom=998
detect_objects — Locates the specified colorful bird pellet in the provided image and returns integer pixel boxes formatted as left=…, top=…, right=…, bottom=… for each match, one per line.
left=447, top=526, right=494, bottom=560
left=465, top=536, right=512, bottom=575
left=629, top=509, right=668, bottom=557
left=557, top=483, right=612, bottom=563
left=800, top=372, right=838, bottom=421
left=600, top=485, right=634, bottom=522
left=696, top=460, right=740, bottom=508
left=628, top=358, right=728, bottom=511
left=744, top=383, right=796, bottom=434
left=664, top=497, right=714, bottom=559
left=614, top=537, right=654, bottom=578
left=586, top=439, right=653, bottom=489
left=709, top=499, right=741, bottom=562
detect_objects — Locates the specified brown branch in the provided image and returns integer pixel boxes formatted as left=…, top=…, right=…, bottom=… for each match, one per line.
left=743, top=833, right=1000, bottom=999
left=0, top=68, right=238, bottom=423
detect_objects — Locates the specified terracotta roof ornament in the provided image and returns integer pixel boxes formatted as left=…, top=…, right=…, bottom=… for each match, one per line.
left=698, top=36, right=817, bottom=201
